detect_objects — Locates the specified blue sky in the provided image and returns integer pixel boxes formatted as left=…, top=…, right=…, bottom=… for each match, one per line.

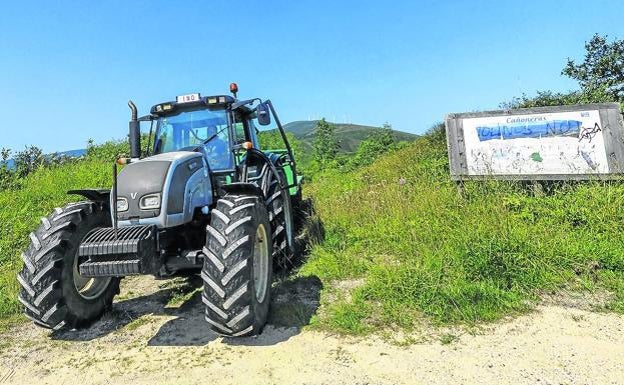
left=2, top=0, right=624, bottom=153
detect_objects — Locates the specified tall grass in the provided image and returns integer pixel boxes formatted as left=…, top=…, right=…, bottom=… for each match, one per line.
left=0, top=160, right=111, bottom=325
left=301, top=134, right=624, bottom=333
left=2, top=135, right=624, bottom=335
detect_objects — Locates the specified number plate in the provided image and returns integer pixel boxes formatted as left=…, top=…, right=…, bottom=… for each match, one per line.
left=176, top=93, right=201, bottom=104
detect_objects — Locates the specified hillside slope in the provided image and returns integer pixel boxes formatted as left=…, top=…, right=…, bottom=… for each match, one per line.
left=301, top=133, right=624, bottom=333
left=283, top=120, right=418, bottom=152
left=2, top=134, right=623, bottom=335
left=0, top=160, right=113, bottom=325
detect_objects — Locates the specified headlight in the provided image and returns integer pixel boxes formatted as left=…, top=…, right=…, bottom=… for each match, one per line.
left=116, top=198, right=128, bottom=212
left=139, top=193, right=161, bottom=210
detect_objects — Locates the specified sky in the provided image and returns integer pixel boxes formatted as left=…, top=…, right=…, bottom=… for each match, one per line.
left=1, top=0, right=624, bottom=153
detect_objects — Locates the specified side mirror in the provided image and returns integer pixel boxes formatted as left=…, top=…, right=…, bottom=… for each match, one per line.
left=257, top=102, right=271, bottom=126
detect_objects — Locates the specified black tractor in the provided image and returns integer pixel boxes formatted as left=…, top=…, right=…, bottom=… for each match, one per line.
left=17, top=84, right=302, bottom=337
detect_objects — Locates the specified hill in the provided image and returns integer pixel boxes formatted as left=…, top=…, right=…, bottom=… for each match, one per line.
left=301, top=133, right=624, bottom=333
left=283, top=120, right=418, bottom=153
left=2, top=133, right=623, bottom=335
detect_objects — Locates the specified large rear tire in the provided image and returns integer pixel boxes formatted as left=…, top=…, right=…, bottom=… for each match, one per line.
left=260, top=170, right=295, bottom=271
left=201, top=194, right=272, bottom=337
left=17, top=201, right=120, bottom=330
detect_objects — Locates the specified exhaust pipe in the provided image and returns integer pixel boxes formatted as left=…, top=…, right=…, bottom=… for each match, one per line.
left=128, top=100, right=140, bottom=159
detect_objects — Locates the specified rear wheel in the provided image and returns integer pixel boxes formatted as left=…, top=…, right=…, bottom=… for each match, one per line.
left=201, top=194, right=272, bottom=337
left=260, top=169, right=295, bottom=270
left=17, top=201, right=120, bottom=330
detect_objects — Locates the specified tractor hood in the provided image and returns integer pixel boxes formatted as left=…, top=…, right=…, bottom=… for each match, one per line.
left=113, top=151, right=212, bottom=228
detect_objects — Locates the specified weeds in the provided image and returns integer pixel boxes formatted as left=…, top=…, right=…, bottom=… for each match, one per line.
left=439, top=333, right=458, bottom=345
left=0, top=160, right=112, bottom=318
left=2, top=132, right=624, bottom=337
left=302, top=133, right=624, bottom=333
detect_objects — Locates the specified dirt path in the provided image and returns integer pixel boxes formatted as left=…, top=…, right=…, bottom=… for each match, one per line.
left=1, top=276, right=623, bottom=385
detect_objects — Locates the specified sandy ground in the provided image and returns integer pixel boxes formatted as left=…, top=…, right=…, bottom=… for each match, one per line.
left=1, top=276, right=623, bottom=385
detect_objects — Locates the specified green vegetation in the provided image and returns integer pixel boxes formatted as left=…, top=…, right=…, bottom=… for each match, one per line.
left=2, top=33, right=623, bottom=337
left=0, top=159, right=113, bottom=327
left=125, top=316, right=153, bottom=332
left=312, top=118, right=341, bottom=168
left=258, top=131, right=304, bottom=160
left=301, top=132, right=624, bottom=334
left=295, top=34, right=624, bottom=334
left=283, top=120, right=418, bottom=153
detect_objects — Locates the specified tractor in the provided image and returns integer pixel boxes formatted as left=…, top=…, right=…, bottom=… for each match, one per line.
left=17, top=84, right=302, bottom=337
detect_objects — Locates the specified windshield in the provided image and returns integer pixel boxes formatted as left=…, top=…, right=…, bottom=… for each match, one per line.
left=153, top=107, right=233, bottom=170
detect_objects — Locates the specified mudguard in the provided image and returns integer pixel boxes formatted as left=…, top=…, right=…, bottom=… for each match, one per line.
left=68, top=189, right=110, bottom=202
left=221, top=182, right=264, bottom=197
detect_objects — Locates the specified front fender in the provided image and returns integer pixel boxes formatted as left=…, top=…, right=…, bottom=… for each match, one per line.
left=221, top=182, right=264, bottom=198
left=68, top=189, right=110, bottom=202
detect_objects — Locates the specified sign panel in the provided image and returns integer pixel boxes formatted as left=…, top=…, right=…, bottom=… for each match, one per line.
left=445, top=103, right=624, bottom=180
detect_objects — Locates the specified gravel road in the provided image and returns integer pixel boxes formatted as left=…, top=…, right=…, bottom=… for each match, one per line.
left=1, top=276, right=623, bottom=385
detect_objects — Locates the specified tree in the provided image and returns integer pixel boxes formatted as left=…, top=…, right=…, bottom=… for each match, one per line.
left=349, top=122, right=396, bottom=168
left=0, top=148, right=13, bottom=190
left=500, top=90, right=585, bottom=109
left=563, top=34, right=624, bottom=103
left=504, top=34, right=624, bottom=109
left=13, top=146, right=45, bottom=178
left=312, top=118, right=340, bottom=168
left=376, top=122, right=395, bottom=148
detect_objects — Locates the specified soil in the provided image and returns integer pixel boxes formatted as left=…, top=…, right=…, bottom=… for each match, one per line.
left=1, top=276, right=623, bottom=385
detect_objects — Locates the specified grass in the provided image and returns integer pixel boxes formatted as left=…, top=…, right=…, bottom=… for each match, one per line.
left=300, top=133, right=624, bottom=334
left=165, top=286, right=201, bottom=308
left=1, top=134, right=624, bottom=338
left=439, top=333, right=458, bottom=345
left=125, top=316, right=152, bottom=332
left=0, top=159, right=111, bottom=319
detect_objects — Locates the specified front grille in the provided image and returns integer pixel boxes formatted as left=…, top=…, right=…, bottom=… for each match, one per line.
left=78, top=225, right=155, bottom=256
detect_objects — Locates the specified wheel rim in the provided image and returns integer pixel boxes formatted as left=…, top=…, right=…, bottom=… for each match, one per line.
left=253, top=223, right=269, bottom=303
left=73, top=253, right=111, bottom=300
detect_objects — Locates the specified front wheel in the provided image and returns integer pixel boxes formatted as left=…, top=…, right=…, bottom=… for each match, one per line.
left=17, top=201, right=120, bottom=330
left=201, top=194, right=272, bottom=337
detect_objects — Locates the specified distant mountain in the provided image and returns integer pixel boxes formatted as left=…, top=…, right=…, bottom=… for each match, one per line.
left=282, top=121, right=419, bottom=153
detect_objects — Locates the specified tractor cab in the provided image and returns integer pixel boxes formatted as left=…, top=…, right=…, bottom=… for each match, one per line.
left=140, top=90, right=298, bottom=197
left=152, top=102, right=234, bottom=170
left=148, top=93, right=245, bottom=172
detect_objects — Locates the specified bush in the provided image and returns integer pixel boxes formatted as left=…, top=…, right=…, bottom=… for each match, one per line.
left=0, top=149, right=15, bottom=190
left=347, top=123, right=395, bottom=169
left=312, top=119, right=340, bottom=169
left=86, top=138, right=129, bottom=162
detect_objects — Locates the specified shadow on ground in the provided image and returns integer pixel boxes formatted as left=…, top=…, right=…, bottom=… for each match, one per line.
left=148, top=275, right=322, bottom=347
left=52, top=199, right=325, bottom=347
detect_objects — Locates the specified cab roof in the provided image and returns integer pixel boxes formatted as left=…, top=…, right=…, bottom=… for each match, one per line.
left=150, top=94, right=236, bottom=116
